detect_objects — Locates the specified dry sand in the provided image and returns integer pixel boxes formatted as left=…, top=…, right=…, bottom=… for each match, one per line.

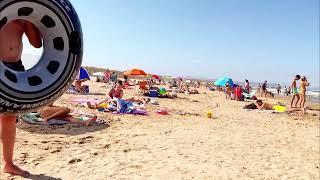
left=1, top=81, right=319, bottom=180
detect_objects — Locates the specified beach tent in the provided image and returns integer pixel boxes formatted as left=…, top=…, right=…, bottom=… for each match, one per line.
left=92, top=72, right=104, bottom=77
left=214, top=77, right=233, bottom=87
left=185, top=80, right=191, bottom=83
left=77, top=67, right=90, bottom=81
left=123, top=68, right=147, bottom=76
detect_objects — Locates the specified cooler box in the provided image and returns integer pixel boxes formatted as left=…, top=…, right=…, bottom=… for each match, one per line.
left=149, top=89, right=159, bottom=97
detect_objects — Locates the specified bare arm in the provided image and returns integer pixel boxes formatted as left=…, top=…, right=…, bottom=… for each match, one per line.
left=24, top=21, right=42, bottom=48
left=108, top=88, right=114, bottom=98
left=119, top=90, right=124, bottom=99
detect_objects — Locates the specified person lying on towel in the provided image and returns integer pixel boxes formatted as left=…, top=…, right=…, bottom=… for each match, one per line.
left=38, top=103, right=97, bottom=126
left=87, top=97, right=150, bottom=110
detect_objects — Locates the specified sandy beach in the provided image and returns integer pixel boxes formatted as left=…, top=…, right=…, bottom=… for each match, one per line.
left=0, top=81, right=319, bottom=180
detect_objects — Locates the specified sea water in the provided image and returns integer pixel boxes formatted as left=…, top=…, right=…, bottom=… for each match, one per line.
left=267, top=88, right=320, bottom=103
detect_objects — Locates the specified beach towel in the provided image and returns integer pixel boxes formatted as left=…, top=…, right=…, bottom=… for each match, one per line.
left=116, top=99, right=147, bottom=115
left=67, top=85, right=89, bottom=94
left=69, top=99, right=101, bottom=105
left=243, top=109, right=277, bottom=114
left=243, top=90, right=256, bottom=99
left=20, top=112, right=104, bottom=125
left=19, top=113, right=69, bottom=125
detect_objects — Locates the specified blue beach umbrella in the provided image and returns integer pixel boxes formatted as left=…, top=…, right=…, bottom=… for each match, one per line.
left=77, top=67, right=90, bottom=81
left=214, top=77, right=233, bottom=87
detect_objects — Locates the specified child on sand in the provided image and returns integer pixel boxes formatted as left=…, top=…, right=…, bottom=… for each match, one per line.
left=39, top=103, right=97, bottom=126
left=299, top=76, right=310, bottom=114
left=290, top=75, right=301, bottom=108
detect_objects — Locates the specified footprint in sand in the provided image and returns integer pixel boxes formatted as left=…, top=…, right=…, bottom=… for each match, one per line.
left=78, top=136, right=94, bottom=144
left=51, top=149, right=61, bottom=154
left=104, top=144, right=111, bottom=149
left=68, top=158, right=82, bottom=164
left=130, top=165, right=143, bottom=169
left=123, top=149, right=131, bottom=153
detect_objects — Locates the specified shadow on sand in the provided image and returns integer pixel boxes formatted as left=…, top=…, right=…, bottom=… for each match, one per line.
left=17, top=121, right=110, bottom=136
left=26, top=174, right=62, bottom=180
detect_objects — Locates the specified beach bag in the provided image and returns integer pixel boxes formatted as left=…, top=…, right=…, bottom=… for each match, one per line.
left=83, top=85, right=90, bottom=94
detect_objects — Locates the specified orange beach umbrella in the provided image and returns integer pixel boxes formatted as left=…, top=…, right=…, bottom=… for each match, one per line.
left=123, top=68, right=147, bottom=76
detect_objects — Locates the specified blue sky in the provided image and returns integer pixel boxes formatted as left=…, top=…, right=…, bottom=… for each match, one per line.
left=23, top=0, right=319, bottom=88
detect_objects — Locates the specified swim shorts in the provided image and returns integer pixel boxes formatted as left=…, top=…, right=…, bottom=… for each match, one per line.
left=292, top=88, right=299, bottom=95
left=3, top=60, right=25, bottom=71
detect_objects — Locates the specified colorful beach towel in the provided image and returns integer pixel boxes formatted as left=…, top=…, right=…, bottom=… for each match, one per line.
left=69, top=99, right=101, bottom=105
left=19, top=112, right=104, bottom=125
left=67, top=85, right=90, bottom=94
left=116, top=99, right=148, bottom=115
left=19, top=113, right=69, bottom=125
left=243, top=90, right=257, bottom=99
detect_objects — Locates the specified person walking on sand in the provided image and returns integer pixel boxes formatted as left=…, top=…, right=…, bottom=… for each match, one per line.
left=276, top=84, right=281, bottom=95
left=299, top=76, right=310, bottom=114
left=244, top=79, right=250, bottom=92
left=260, top=81, right=267, bottom=98
left=290, top=75, right=301, bottom=108
left=288, top=86, right=291, bottom=95
left=0, top=20, right=42, bottom=177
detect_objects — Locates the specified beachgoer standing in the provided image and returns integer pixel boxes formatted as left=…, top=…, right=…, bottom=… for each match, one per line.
left=290, top=75, right=301, bottom=108
left=244, top=79, right=250, bottom=91
left=257, top=83, right=261, bottom=92
left=288, top=86, right=291, bottom=95
left=276, top=84, right=281, bottom=95
left=299, top=76, right=310, bottom=113
left=0, top=20, right=42, bottom=177
left=260, top=81, right=267, bottom=98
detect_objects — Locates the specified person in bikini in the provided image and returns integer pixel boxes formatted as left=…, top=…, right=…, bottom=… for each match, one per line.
left=38, top=102, right=97, bottom=126
left=0, top=20, right=42, bottom=177
left=290, top=75, right=301, bottom=108
left=299, top=76, right=310, bottom=114
left=108, top=80, right=124, bottom=99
